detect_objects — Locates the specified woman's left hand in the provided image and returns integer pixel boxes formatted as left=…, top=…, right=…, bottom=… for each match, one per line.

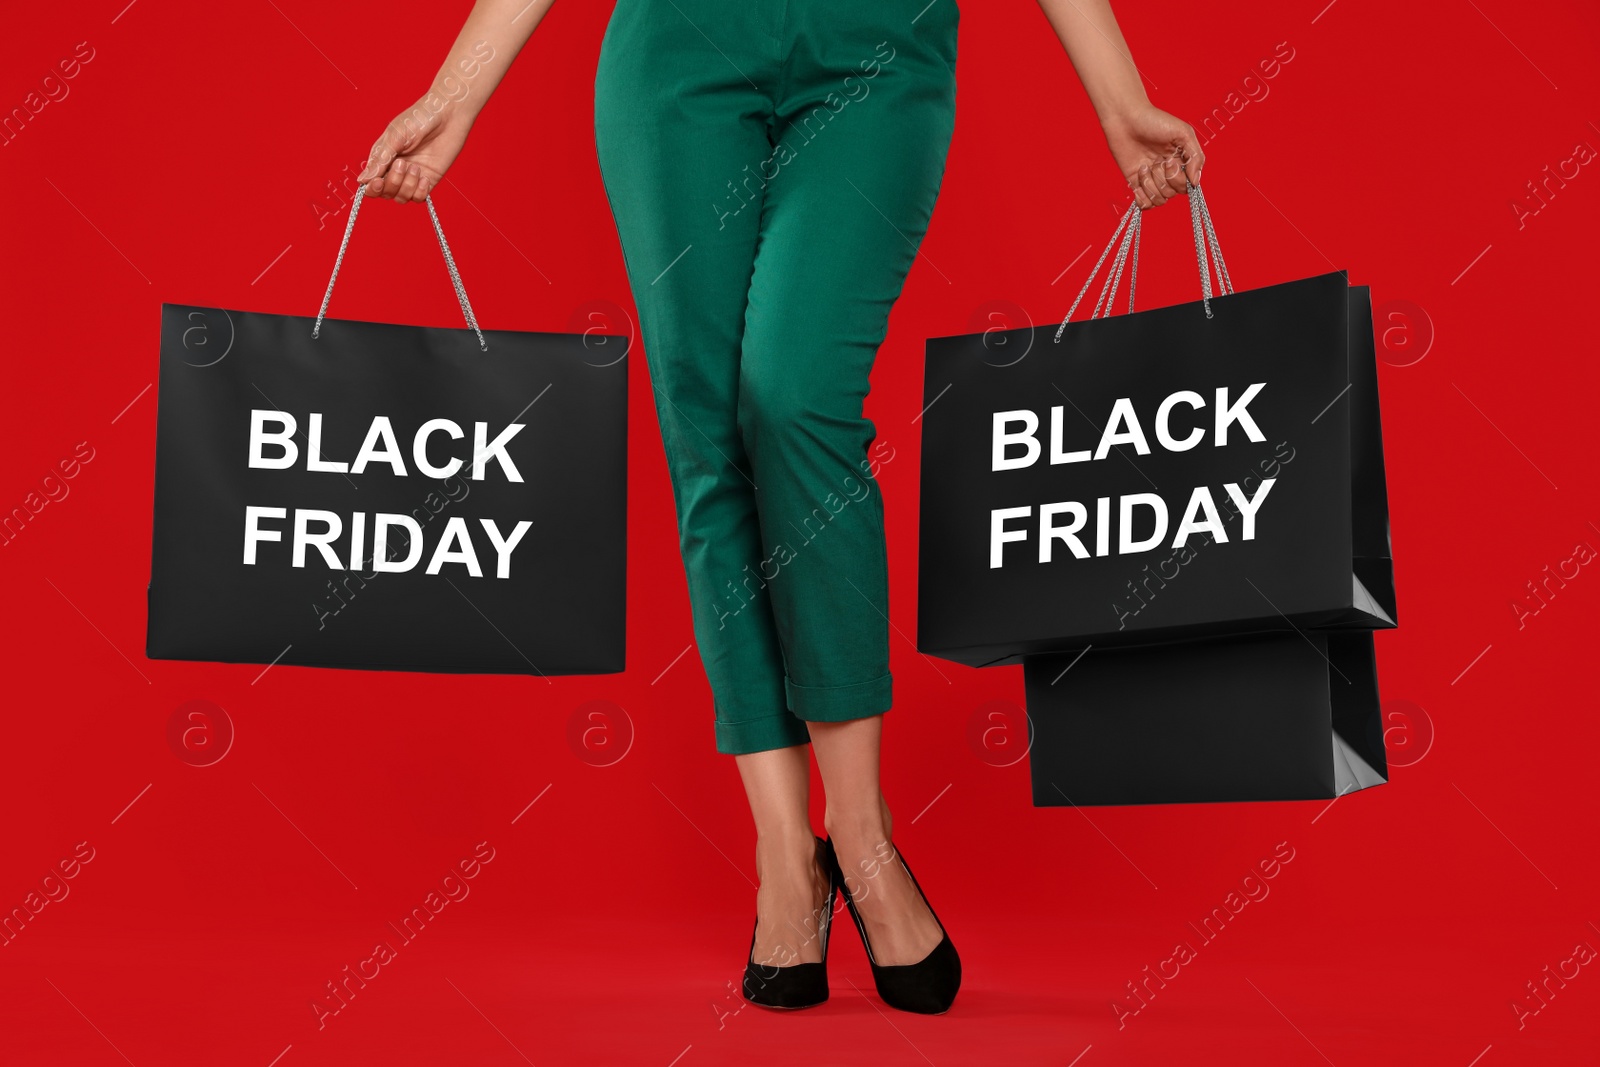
left=1102, top=104, right=1205, bottom=209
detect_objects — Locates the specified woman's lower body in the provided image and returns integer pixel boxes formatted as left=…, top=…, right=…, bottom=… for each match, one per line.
left=594, top=0, right=960, bottom=1002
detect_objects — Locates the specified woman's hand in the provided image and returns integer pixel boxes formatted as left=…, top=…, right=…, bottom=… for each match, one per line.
left=1102, top=104, right=1204, bottom=210
left=356, top=99, right=475, bottom=204
left=1032, top=0, right=1206, bottom=209
left=351, top=0, right=557, bottom=202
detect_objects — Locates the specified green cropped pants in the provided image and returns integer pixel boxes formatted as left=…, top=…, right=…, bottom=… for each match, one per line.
left=594, top=0, right=959, bottom=755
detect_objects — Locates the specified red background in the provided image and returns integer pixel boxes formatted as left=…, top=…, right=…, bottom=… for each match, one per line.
left=3, top=1, right=1598, bottom=1064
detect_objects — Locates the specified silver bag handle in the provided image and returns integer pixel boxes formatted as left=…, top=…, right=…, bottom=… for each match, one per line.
left=312, top=191, right=488, bottom=352
left=1053, top=182, right=1233, bottom=343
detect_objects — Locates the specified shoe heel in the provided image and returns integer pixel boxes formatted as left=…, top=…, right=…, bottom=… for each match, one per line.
left=741, top=835, right=837, bottom=1010
left=824, top=836, right=961, bottom=1015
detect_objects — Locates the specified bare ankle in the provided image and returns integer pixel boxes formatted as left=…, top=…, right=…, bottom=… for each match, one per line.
left=756, top=824, right=817, bottom=856
left=824, top=803, right=893, bottom=846
left=755, top=828, right=822, bottom=880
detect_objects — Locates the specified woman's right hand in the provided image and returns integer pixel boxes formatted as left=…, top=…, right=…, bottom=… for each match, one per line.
left=356, top=99, right=475, bottom=204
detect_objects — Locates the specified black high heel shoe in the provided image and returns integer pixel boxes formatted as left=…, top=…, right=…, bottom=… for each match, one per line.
left=742, top=835, right=839, bottom=1010
left=825, top=836, right=961, bottom=1015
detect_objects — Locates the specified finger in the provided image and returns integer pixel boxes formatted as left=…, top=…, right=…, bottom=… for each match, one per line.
left=394, top=163, right=423, bottom=205
left=1145, top=165, right=1170, bottom=207
left=355, top=148, right=383, bottom=186
left=358, top=129, right=401, bottom=186
left=1152, top=154, right=1184, bottom=201
left=373, top=166, right=397, bottom=200
left=1175, top=125, right=1205, bottom=187
left=379, top=159, right=409, bottom=201
left=1139, top=165, right=1168, bottom=208
left=1132, top=166, right=1154, bottom=208
left=1129, top=177, right=1152, bottom=210
left=360, top=156, right=389, bottom=197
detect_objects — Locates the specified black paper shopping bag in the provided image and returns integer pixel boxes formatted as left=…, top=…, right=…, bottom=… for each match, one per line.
left=147, top=194, right=628, bottom=676
left=917, top=189, right=1395, bottom=668
left=1023, top=631, right=1388, bottom=806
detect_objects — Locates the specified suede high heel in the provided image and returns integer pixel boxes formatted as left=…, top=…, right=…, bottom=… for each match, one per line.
left=742, top=835, right=839, bottom=1010
left=825, top=836, right=961, bottom=1015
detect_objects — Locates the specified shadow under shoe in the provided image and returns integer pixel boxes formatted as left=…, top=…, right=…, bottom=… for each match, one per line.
left=825, top=836, right=961, bottom=1015
left=742, top=835, right=839, bottom=1010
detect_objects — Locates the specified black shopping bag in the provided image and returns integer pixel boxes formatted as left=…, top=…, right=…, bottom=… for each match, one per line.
left=147, top=194, right=628, bottom=676
left=917, top=190, right=1395, bottom=668
left=1023, top=631, right=1388, bottom=806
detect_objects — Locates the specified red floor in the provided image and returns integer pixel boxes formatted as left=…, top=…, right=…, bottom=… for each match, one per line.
left=6, top=750, right=1596, bottom=1066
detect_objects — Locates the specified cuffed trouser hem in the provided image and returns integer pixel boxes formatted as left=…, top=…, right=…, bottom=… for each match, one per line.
left=714, top=711, right=813, bottom=756
left=785, top=672, right=893, bottom=722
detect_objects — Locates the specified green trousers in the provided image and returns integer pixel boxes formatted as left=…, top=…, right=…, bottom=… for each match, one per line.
left=594, top=0, right=959, bottom=755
